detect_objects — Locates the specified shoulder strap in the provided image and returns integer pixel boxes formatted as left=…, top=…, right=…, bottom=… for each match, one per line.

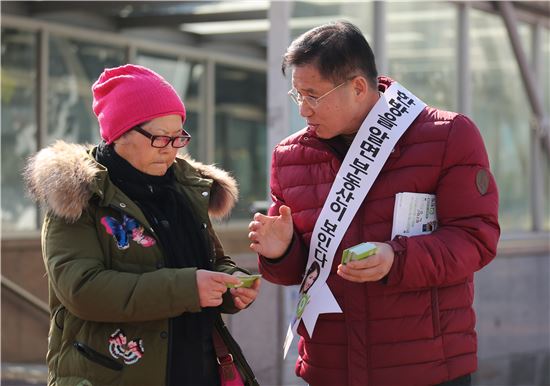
left=212, top=326, right=239, bottom=381
left=214, top=316, right=260, bottom=386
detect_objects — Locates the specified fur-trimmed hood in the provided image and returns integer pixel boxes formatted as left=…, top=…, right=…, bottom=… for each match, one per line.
left=24, top=140, right=238, bottom=222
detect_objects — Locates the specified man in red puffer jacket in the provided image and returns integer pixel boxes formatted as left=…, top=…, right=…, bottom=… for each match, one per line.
left=249, top=21, right=499, bottom=386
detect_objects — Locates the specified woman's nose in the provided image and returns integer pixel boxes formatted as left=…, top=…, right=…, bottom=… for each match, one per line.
left=159, top=145, right=176, bottom=154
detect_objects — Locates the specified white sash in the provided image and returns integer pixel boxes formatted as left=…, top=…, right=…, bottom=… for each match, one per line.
left=283, top=82, right=426, bottom=358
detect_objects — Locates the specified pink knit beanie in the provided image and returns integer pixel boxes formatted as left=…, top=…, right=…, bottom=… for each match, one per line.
left=92, top=64, right=186, bottom=144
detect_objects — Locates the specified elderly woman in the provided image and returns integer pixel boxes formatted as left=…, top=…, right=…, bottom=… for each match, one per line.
left=24, top=64, right=260, bottom=386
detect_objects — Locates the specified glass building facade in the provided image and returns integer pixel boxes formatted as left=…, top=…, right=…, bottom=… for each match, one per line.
left=282, top=1, right=549, bottom=234
left=2, top=2, right=548, bottom=235
left=2, top=28, right=38, bottom=230
left=1, top=14, right=267, bottom=232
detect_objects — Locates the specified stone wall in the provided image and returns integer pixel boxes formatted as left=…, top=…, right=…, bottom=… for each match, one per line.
left=1, top=238, right=49, bottom=362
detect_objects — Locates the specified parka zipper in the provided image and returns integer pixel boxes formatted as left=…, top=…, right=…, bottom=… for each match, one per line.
left=73, top=341, right=123, bottom=371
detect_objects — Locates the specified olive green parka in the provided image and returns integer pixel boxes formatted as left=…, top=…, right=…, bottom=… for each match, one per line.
left=24, top=140, right=248, bottom=386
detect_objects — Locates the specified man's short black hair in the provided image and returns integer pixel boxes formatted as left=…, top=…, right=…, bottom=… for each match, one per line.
left=282, top=21, right=378, bottom=89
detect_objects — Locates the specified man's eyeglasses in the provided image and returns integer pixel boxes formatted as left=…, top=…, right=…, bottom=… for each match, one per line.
left=288, top=80, right=349, bottom=108
left=133, top=126, right=191, bottom=148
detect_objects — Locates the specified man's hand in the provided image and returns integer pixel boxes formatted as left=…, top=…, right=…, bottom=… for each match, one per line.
left=196, top=270, right=241, bottom=308
left=230, top=272, right=261, bottom=309
left=337, top=242, right=395, bottom=282
left=248, top=205, right=293, bottom=258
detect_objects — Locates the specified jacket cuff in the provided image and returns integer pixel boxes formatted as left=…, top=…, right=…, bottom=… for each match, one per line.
left=385, top=236, right=407, bottom=286
left=174, top=268, right=202, bottom=313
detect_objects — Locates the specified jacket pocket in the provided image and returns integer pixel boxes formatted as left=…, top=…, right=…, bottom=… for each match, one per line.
left=73, top=341, right=123, bottom=371
left=431, top=288, right=441, bottom=337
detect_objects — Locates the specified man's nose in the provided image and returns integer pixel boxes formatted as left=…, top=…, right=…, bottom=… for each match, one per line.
left=299, top=101, right=314, bottom=117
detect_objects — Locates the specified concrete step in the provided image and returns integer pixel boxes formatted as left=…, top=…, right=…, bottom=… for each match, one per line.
left=1, top=363, right=47, bottom=386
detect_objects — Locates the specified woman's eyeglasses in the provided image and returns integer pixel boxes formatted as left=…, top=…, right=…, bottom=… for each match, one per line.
left=133, top=126, right=191, bottom=148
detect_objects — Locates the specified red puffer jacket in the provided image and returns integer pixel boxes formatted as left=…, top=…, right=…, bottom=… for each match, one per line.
left=259, top=77, right=499, bottom=386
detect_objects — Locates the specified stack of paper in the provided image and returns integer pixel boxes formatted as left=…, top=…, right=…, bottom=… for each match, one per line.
left=341, top=242, right=377, bottom=265
left=391, top=192, right=437, bottom=239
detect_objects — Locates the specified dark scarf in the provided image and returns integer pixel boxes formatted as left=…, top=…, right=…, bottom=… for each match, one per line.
left=95, top=142, right=219, bottom=386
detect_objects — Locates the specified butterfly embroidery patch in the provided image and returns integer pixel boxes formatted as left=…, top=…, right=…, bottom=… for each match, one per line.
left=108, top=329, right=144, bottom=365
left=101, top=214, right=156, bottom=249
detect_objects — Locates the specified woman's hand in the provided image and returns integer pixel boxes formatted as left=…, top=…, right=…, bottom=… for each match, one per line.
left=230, top=274, right=261, bottom=310
left=196, top=270, right=241, bottom=308
left=248, top=205, right=293, bottom=258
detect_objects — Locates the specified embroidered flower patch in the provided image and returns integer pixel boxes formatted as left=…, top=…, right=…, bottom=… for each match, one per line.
left=108, top=329, right=144, bottom=365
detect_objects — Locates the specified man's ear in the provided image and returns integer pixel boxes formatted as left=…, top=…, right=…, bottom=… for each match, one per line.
left=351, top=76, right=369, bottom=98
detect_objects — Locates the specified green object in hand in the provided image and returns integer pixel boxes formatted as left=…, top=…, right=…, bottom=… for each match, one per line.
left=227, top=274, right=262, bottom=288
left=341, top=242, right=377, bottom=265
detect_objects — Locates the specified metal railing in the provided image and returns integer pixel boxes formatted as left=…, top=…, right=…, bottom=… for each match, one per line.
left=1, top=275, right=49, bottom=316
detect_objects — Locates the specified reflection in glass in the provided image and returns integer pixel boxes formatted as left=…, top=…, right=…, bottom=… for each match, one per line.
left=470, top=10, right=532, bottom=231
left=1, top=28, right=38, bottom=231
left=387, top=2, right=457, bottom=109
left=48, top=36, right=125, bottom=145
left=291, top=1, right=372, bottom=38
left=136, top=53, right=204, bottom=159
left=215, top=65, right=266, bottom=220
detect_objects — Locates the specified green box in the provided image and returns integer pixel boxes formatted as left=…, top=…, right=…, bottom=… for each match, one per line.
left=227, top=274, right=262, bottom=288
left=341, top=242, right=377, bottom=265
